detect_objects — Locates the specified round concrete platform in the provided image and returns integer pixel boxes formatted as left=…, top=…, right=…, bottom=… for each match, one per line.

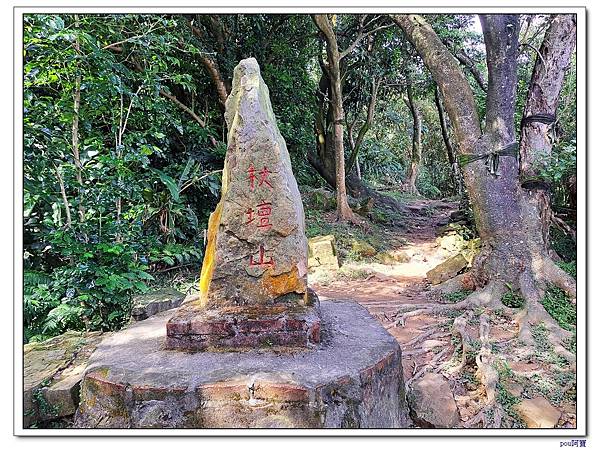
left=74, top=300, right=409, bottom=428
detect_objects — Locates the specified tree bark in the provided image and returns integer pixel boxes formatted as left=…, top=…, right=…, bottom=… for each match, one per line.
left=392, top=14, right=575, bottom=352
left=403, top=82, right=421, bottom=195
left=200, top=55, right=230, bottom=106
left=519, top=14, right=577, bottom=250
left=312, top=14, right=356, bottom=222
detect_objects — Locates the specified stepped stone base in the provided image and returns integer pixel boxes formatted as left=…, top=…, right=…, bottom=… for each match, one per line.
left=165, top=291, right=321, bottom=351
left=74, top=300, right=409, bottom=428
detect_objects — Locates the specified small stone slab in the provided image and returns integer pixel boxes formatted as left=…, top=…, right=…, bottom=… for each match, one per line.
left=24, top=330, right=107, bottom=427
left=131, top=288, right=185, bottom=321
left=308, top=235, right=339, bottom=269
left=75, top=300, right=410, bottom=429
left=426, top=253, right=468, bottom=285
left=515, top=397, right=561, bottom=428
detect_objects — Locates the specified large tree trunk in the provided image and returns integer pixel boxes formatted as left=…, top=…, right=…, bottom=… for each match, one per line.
left=312, top=15, right=356, bottom=222
left=519, top=14, right=577, bottom=251
left=392, top=14, right=575, bottom=355
left=403, top=82, right=421, bottom=195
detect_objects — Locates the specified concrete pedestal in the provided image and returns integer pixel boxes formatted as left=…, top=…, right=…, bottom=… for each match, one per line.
left=74, top=300, right=409, bottom=428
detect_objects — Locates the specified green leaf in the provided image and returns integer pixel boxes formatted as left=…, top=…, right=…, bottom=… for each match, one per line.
left=152, top=169, right=179, bottom=201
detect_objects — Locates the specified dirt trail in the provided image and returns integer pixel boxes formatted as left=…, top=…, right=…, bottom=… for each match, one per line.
left=310, top=198, right=458, bottom=385
left=309, top=197, right=576, bottom=428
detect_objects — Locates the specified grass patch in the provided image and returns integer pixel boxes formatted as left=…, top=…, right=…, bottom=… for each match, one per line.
left=557, top=260, right=576, bottom=278
left=494, top=360, right=526, bottom=427
left=442, top=289, right=471, bottom=303
left=532, top=324, right=570, bottom=367
left=501, top=284, right=525, bottom=308
left=528, top=371, right=575, bottom=406
left=541, top=285, right=576, bottom=332
left=550, top=226, right=576, bottom=262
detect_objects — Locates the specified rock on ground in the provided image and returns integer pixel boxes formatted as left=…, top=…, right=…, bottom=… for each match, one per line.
left=24, top=330, right=108, bottom=427
left=515, top=397, right=561, bottom=428
left=131, top=287, right=185, bottom=321
left=407, top=372, right=460, bottom=428
left=351, top=239, right=377, bottom=257
left=426, top=253, right=468, bottom=285
left=308, top=235, right=340, bottom=269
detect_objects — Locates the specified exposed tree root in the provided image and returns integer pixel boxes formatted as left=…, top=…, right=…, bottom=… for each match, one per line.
left=516, top=269, right=575, bottom=364
left=456, top=313, right=502, bottom=428
left=445, top=311, right=474, bottom=375
left=391, top=281, right=508, bottom=327
left=395, top=259, right=576, bottom=428
left=405, top=347, right=452, bottom=391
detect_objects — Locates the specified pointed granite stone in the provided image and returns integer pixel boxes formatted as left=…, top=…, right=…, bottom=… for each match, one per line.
left=166, top=58, right=320, bottom=351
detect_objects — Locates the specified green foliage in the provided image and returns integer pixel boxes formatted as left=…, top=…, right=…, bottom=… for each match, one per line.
left=501, top=283, right=525, bottom=309
left=442, top=289, right=471, bottom=303
left=23, top=14, right=216, bottom=341
left=550, top=227, right=577, bottom=263
left=542, top=285, right=576, bottom=332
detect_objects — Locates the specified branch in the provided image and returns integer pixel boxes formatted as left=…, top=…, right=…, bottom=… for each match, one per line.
left=102, top=20, right=163, bottom=50
left=454, top=49, right=487, bottom=92
left=347, top=78, right=379, bottom=173
left=159, top=89, right=206, bottom=128
left=339, top=23, right=393, bottom=59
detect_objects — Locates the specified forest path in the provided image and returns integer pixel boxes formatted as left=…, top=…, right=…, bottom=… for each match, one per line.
left=310, top=197, right=459, bottom=389
left=309, top=196, right=576, bottom=428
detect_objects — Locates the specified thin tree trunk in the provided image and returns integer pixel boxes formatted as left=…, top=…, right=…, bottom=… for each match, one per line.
left=435, top=86, right=463, bottom=196
left=72, top=14, right=85, bottom=223
left=403, top=82, right=421, bottom=195
left=200, top=56, right=229, bottom=106
left=52, top=163, right=72, bottom=228
left=188, top=21, right=230, bottom=106
left=313, top=14, right=356, bottom=222
left=519, top=14, right=577, bottom=251
left=347, top=78, right=379, bottom=173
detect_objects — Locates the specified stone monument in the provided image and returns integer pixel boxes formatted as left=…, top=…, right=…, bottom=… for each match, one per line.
left=166, top=58, right=319, bottom=350
left=73, top=59, right=409, bottom=429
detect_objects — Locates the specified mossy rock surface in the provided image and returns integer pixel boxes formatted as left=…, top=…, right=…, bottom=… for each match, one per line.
left=24, top=330, right=108, bottom=427
left=350, top=239, right=377, bottom=258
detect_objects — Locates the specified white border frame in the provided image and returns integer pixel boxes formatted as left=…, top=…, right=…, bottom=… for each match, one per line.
left=13, top=3, right=587, bottom=437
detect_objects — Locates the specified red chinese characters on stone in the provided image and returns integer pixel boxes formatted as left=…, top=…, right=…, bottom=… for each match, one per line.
left=247, top=164, right=273, bottom=191
left=246, top=201, right=273, bottom=230
left=247, top=164, right=275, bottom=268
left=249, top=244, right=274, bottom=268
